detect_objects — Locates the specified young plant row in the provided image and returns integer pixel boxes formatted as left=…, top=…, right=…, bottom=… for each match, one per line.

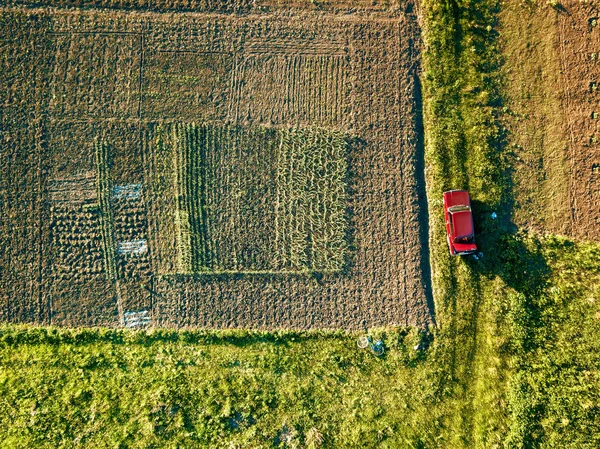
left=94, top=140, right=117, bottom=281
left=172, top=122, right=217, bottom=273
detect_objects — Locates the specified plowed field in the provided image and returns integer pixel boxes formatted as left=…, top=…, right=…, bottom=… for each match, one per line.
left=501, top=0, right=600, bottom=242
left=558, top=1, right=600, bottom=240
left=0, top=2, right=432, bottom=329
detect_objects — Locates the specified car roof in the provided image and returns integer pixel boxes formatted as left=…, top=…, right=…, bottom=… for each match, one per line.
left=452, top=210, right=474, bottom=238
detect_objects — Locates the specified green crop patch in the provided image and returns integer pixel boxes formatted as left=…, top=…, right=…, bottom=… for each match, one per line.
left=94, top=140, right=118, bottom=282
left=158, top=123, right=348, bottom=275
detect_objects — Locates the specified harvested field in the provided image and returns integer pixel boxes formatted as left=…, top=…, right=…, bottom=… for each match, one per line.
left=0, top=2, right=432, bottom=329
left=501, top=0, right=600, bottom=242
left=558, top=1, right=600, bottom=241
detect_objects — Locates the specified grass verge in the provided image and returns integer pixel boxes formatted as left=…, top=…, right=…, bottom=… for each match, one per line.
left=0, top=326, right=442, bottom=449
left=421, top=0, right=510, bottom=446
left=422, top=0, right=600, bottom=448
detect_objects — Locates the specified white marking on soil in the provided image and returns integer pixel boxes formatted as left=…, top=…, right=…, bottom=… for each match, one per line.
left=117, top=239, right=148, bottom=255
left=112, top=184, right=142, bottom=199
left=123, top=310, right=150, bottom=328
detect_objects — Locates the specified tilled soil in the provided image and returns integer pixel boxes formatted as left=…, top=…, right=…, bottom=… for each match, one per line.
left=557, top=1, right=600, bottom=241
left=0, top=1, right=433, bottom=329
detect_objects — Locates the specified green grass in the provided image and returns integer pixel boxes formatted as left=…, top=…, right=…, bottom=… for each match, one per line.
left=502, top=236, right=600, bottom=449
left=0, top=326, right=443, bottom=449
left=422, top=1, right=600, bottom=448
left=421, top=0, right=511, bottom=446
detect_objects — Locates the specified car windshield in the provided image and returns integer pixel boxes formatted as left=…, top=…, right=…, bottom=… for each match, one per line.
left=448, top=205, right=470, bottom=213
left=453, top=236, right=474, bottom=244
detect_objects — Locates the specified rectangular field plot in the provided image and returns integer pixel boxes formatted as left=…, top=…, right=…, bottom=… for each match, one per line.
left=49, top=202, right=105, bottom=280
left=0, top=6, right=433, bottom=330
left=153, top=123, right=348, bottom=274
left=49, top=33, right=141, bottom=118
left=233, top=52, right=348, bottom=126
left=142, top=50, right=232, bottom=120
left=556, top=3, right=600, bottom=241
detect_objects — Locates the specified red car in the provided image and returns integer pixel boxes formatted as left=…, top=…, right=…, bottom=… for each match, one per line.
left=443, top=190, right=477, bottom=256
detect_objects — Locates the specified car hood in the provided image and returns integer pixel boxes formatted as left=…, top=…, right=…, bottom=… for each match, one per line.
left=444, top=190, right=471, bottom=208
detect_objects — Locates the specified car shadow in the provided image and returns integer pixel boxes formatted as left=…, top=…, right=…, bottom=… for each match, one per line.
left=469, top=199, right=551, bottom=301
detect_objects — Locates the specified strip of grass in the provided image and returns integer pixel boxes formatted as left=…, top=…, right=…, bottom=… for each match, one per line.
left=0, top=326, right=443, bottom=449
left=422, top=1, right=600, bottom=448
left=422, top=0, right=511, bottom=446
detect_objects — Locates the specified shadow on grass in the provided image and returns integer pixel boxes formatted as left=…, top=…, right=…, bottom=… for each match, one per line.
left=469, top=200, right=550, bottom=298
left=413, top=56, right=437, bottom=326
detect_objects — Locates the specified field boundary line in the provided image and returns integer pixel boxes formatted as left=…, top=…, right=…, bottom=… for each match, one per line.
left=157, top=269, right=342, bottom=278
left=156, top=49, right=232, bottom=54
left=47, top=31, right=143, bottom=36
left=35, top=122, right=48, bottom=325
left=137, top=32, right=144, bottom=119
left=397, top=20, right=409, bottom=326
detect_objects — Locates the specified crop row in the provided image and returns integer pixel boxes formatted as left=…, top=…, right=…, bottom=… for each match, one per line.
left=95, top=140, right=118, bottom=281
left=16, top=0, right=252, bottom=13
left=274, top=127, right=348, bottom=272
left=172, top=122, right=206, bottom=273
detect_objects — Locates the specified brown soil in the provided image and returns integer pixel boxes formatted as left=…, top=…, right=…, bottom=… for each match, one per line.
left=0, top=2, right=433, bottom=329
left=557, top=1, right=600, bottom=241
left=500, top=0, right=600, bottom=242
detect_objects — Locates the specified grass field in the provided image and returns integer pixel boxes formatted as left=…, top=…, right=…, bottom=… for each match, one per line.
left=0, top=327, right=443, bottom=449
